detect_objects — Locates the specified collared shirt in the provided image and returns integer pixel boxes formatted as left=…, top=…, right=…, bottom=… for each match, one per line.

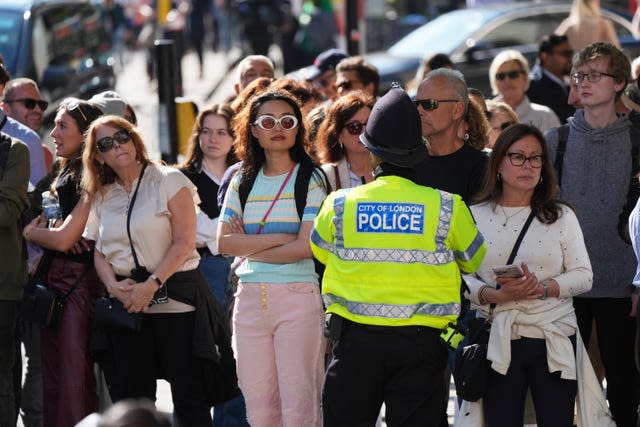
left=0, top=111, right=46, bottom=186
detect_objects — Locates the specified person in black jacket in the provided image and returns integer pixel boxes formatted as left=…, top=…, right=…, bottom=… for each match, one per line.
left=527, top=34, right=575, bottom=124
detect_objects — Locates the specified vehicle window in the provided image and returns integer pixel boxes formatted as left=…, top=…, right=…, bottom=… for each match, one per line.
left=0, top=10, right=22, bottom=72
left=479, top=13, right=565, bottom=50
left=388, top=8, right=499, bottom=57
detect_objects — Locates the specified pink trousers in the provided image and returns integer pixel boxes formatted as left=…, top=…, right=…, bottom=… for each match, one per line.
left=232, top=282, right=325, bottom=427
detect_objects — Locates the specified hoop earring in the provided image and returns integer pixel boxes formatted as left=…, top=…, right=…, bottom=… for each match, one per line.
left=464, top=132, right=470, bottom=141
left=497, top=172, right=502, bottom=182
left=539, top=176, right=543, bottom=184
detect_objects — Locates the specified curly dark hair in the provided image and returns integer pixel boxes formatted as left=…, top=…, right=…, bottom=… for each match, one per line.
left=474, top=123, right=564, bottom=224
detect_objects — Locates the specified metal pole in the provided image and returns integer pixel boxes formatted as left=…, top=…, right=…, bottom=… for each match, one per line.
left=345, top=0, right=360, bottom=55
left=155, top=39, right=178, bottom=163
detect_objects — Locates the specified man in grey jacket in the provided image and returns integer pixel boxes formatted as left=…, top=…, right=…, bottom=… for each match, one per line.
left=545, top=42, right=640, bottom=427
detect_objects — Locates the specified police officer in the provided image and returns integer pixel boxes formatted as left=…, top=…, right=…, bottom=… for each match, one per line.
left=311, top=87, right=486, bottom=426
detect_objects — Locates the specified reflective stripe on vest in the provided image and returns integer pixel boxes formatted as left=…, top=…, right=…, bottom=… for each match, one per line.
left=311, top=191, right=456, bottom=265
left=322, top=293, right=461, bottom=318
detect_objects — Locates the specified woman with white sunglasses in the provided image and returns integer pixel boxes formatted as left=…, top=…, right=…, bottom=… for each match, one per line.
left=218, top=91, right=330, bottom=426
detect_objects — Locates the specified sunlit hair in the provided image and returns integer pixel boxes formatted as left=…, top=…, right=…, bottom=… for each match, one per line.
left=232, top=90, right=316, bottom=198
left=574, top=42, right=630, bottom=99
left=464, top=98, right=490, bottom=150
left=570, top=0, right=599, bottom=24
left=269, top=78, right=323, bottom=108
left=489, top=50, right=531, bottom=96
left=180, top=103, right=237, bottom=174
left=230, top=76, right=272, bottom=113
left=82, top=115, right=152, bottom=198
left=336, top=56, right=380, bottom=94
left=474, top=123, right=563, bottom=224
left=487, top=100, right=519, bottom=124
left=421, top=68, right=469, bottom=114
left=315, top=92, right=375, bottom=164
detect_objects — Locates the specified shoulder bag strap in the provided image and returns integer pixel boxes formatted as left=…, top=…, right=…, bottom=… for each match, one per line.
left=333, top=164, right=342, bottom=190
left=255, top=164, right=295, bottom=235
left=126, top=164, right=147, bottom=270
left=489, top=211, right=536, bottom=313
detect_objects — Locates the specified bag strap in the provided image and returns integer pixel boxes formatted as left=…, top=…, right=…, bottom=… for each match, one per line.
left=256, top=164, right=295, bottom=235
left=333, top=164, right=342, bottom=190
left=126, top=165, right=147, bottom=269
left=553, top=124, right=570, bottom=188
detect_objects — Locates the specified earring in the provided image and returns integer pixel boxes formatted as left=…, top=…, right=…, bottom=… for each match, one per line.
left=464, top=132, right=470, bottom=141
left=539, top=176, right=543, bottom=184
left=497, top=172, right=502, bottom=182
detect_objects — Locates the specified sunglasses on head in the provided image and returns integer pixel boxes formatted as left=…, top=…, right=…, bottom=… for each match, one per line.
left=413, top=98, right=459, bottom=111
left=253, top=114, right=298, bottom=131
left=4, top=98, right=48, bottom=111
left=96, top=130, right=131, bottom=153
left=345, top=120, right=366, bottom=136
left=495, top=70, right=523, bottom=81
left=64, top=98, right=89, bottom=122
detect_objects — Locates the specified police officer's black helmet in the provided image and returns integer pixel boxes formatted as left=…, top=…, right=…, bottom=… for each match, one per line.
left=359, top=84, right=427, bottom=168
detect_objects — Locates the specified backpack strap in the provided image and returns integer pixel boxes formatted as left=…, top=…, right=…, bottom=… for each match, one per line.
left=553, top=124, right=570, bottom=187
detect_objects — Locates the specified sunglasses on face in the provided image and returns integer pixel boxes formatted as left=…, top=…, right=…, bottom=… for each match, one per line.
left=336, top=80, right=361, bottom=91
left=345, top=120, right=366, bottom=136
left=495, top=70, right=523, bottom=81
left=413, top=98, right=459, bottom=111
left=96, top=130, right=131, bottom=153
left=4, top=98, right=49, bottom=111
left=253, top=114, right=298, bottom=131
left=570, top=71, right=616, bottom=84
left=493, top=122, right=515, bottom=131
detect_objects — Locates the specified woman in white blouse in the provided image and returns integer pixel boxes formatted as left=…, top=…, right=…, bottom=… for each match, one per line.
left=315, top=92, right=375, bottom=190
left=463, top=124, right=596, bottom=426
left=82, top=115, right=229, bottom=426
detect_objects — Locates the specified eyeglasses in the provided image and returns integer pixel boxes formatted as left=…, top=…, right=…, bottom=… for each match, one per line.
left=336, top=80, right=362, bottom=91
left=253, top=114, right=298, bottom=131
left=552, top=49, right=574, bottom=58
left=506, top=152, right=544, bottom=168
left=492, top=122, right=514, bottom=131
left=96, top=130, right=131, bottom=152
left=413, top=99, right=459, bottom=111
left=495, top=71, right=523, bottom=81
left=4, top=98, right=49, bottom=111
left=570, top=71, right=616, bottom=84
left=345, top=120, right=366, bottom=136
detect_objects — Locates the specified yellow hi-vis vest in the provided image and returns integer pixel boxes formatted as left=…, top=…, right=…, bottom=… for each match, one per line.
left=311, top=176, right=485, bottom=329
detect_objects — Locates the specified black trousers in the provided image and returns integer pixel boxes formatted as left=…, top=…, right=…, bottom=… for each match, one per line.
left=574, top=297, right=640, bottom=427
left=323, top=319, right=448, bottom=427
left=484, top=336, right=577, bottom=427
left=110, top=311, right=211, bottom=427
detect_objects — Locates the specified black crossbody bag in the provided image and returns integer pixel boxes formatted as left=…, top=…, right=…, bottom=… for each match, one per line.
left=454, top=211, right=535, bottom=402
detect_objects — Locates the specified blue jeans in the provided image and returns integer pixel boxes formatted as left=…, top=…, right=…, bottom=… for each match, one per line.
left=199, top=255, right=249, bottom=427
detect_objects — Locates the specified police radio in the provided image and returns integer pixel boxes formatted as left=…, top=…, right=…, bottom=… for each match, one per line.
left=440, top=322, right=465, bottom=350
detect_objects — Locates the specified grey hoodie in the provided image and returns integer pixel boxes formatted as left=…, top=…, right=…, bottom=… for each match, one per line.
left=545, top=110, right=636, bottom=298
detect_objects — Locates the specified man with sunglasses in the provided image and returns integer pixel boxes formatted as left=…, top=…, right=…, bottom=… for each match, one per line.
left=335, top=56, right=379, bottom=98
left=527, top=34, right=576, bottom=123
left=545, top=42, right=640, bottom=427
left=1, top=79, right=47, bottom=134
left=413, top=68, right=487, bottom=204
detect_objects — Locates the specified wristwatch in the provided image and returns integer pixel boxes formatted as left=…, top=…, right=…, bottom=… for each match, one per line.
left=538, top=281, right=549, bottom=300
left=150, top=274, right=164, bottom=290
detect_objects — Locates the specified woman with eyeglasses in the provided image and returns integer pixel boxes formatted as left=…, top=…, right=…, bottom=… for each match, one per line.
left=315, top=92, right=376, bottom=190
left=217, top=91, right=330, bottom=426
left=460, top=124, right=599, bottom=426
left=82, top=115, right=229, bottom=425
left=22, top=98, right=104, bottom=427
left=487, top=100, right=519, bottom=149
left=489, top=50, right=560, bottom=133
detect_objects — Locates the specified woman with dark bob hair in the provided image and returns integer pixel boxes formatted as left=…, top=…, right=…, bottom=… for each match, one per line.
left=82, top=115, right=235, bottom=426
left=459, top=124, right=604, bottom=426
left=315, top=92, right=375, bottom=189
left=217, top=91, right=329, bottom=426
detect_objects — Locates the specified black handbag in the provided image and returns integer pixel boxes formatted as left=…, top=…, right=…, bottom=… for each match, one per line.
left=454, top=211, right=535, bottom=402
left=21, top=253, right=85, bottom=329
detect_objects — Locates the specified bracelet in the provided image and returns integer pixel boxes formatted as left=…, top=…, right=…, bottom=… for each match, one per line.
left=150, top=274, right=164, bottom=289
left=538, top=281, right=549, bottom=300
left=478, top=285, right=491, bottom=305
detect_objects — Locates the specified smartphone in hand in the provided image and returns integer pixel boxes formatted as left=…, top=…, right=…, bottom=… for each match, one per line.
left=492, top=264, right=524, bottom=278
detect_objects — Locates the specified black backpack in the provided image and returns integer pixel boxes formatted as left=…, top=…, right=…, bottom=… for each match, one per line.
left=553, top=123, right=640, bottom=244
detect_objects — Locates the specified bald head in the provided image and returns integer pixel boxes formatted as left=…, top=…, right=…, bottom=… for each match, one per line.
left=235, top=55, right=275, bottom=94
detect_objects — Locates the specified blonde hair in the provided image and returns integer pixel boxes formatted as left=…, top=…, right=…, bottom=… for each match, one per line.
left=82, top=115, right=152, bottom=198
left=489, top=50, right=531, bottom=96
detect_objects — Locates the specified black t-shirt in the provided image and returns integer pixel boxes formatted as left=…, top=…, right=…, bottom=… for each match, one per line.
left=183, top=169, right=222, bottom=219
left=415, top=143, right=488, bottom=204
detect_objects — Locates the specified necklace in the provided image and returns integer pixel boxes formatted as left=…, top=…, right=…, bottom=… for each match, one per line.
left=500, top=205, right=528, bottom=227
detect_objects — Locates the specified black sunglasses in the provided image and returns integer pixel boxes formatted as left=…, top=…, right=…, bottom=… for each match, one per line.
left=336, top=80, right=361, bottom=91
left=495, top=70, right=523, bottom=81
left=96, top=130, right=131, bottom=153
left=345, top=120, right=366, bottom=136
left=413, top=98, right=459, bottom=111
left=4, top=98, right=49, bottom=111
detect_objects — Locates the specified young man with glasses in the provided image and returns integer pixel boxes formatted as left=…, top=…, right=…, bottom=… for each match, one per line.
left=527, top=34, right=576, bottom=123
left=545, top=41, right=640, bottom=427
left=413, top=68, right=487, bottom=204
